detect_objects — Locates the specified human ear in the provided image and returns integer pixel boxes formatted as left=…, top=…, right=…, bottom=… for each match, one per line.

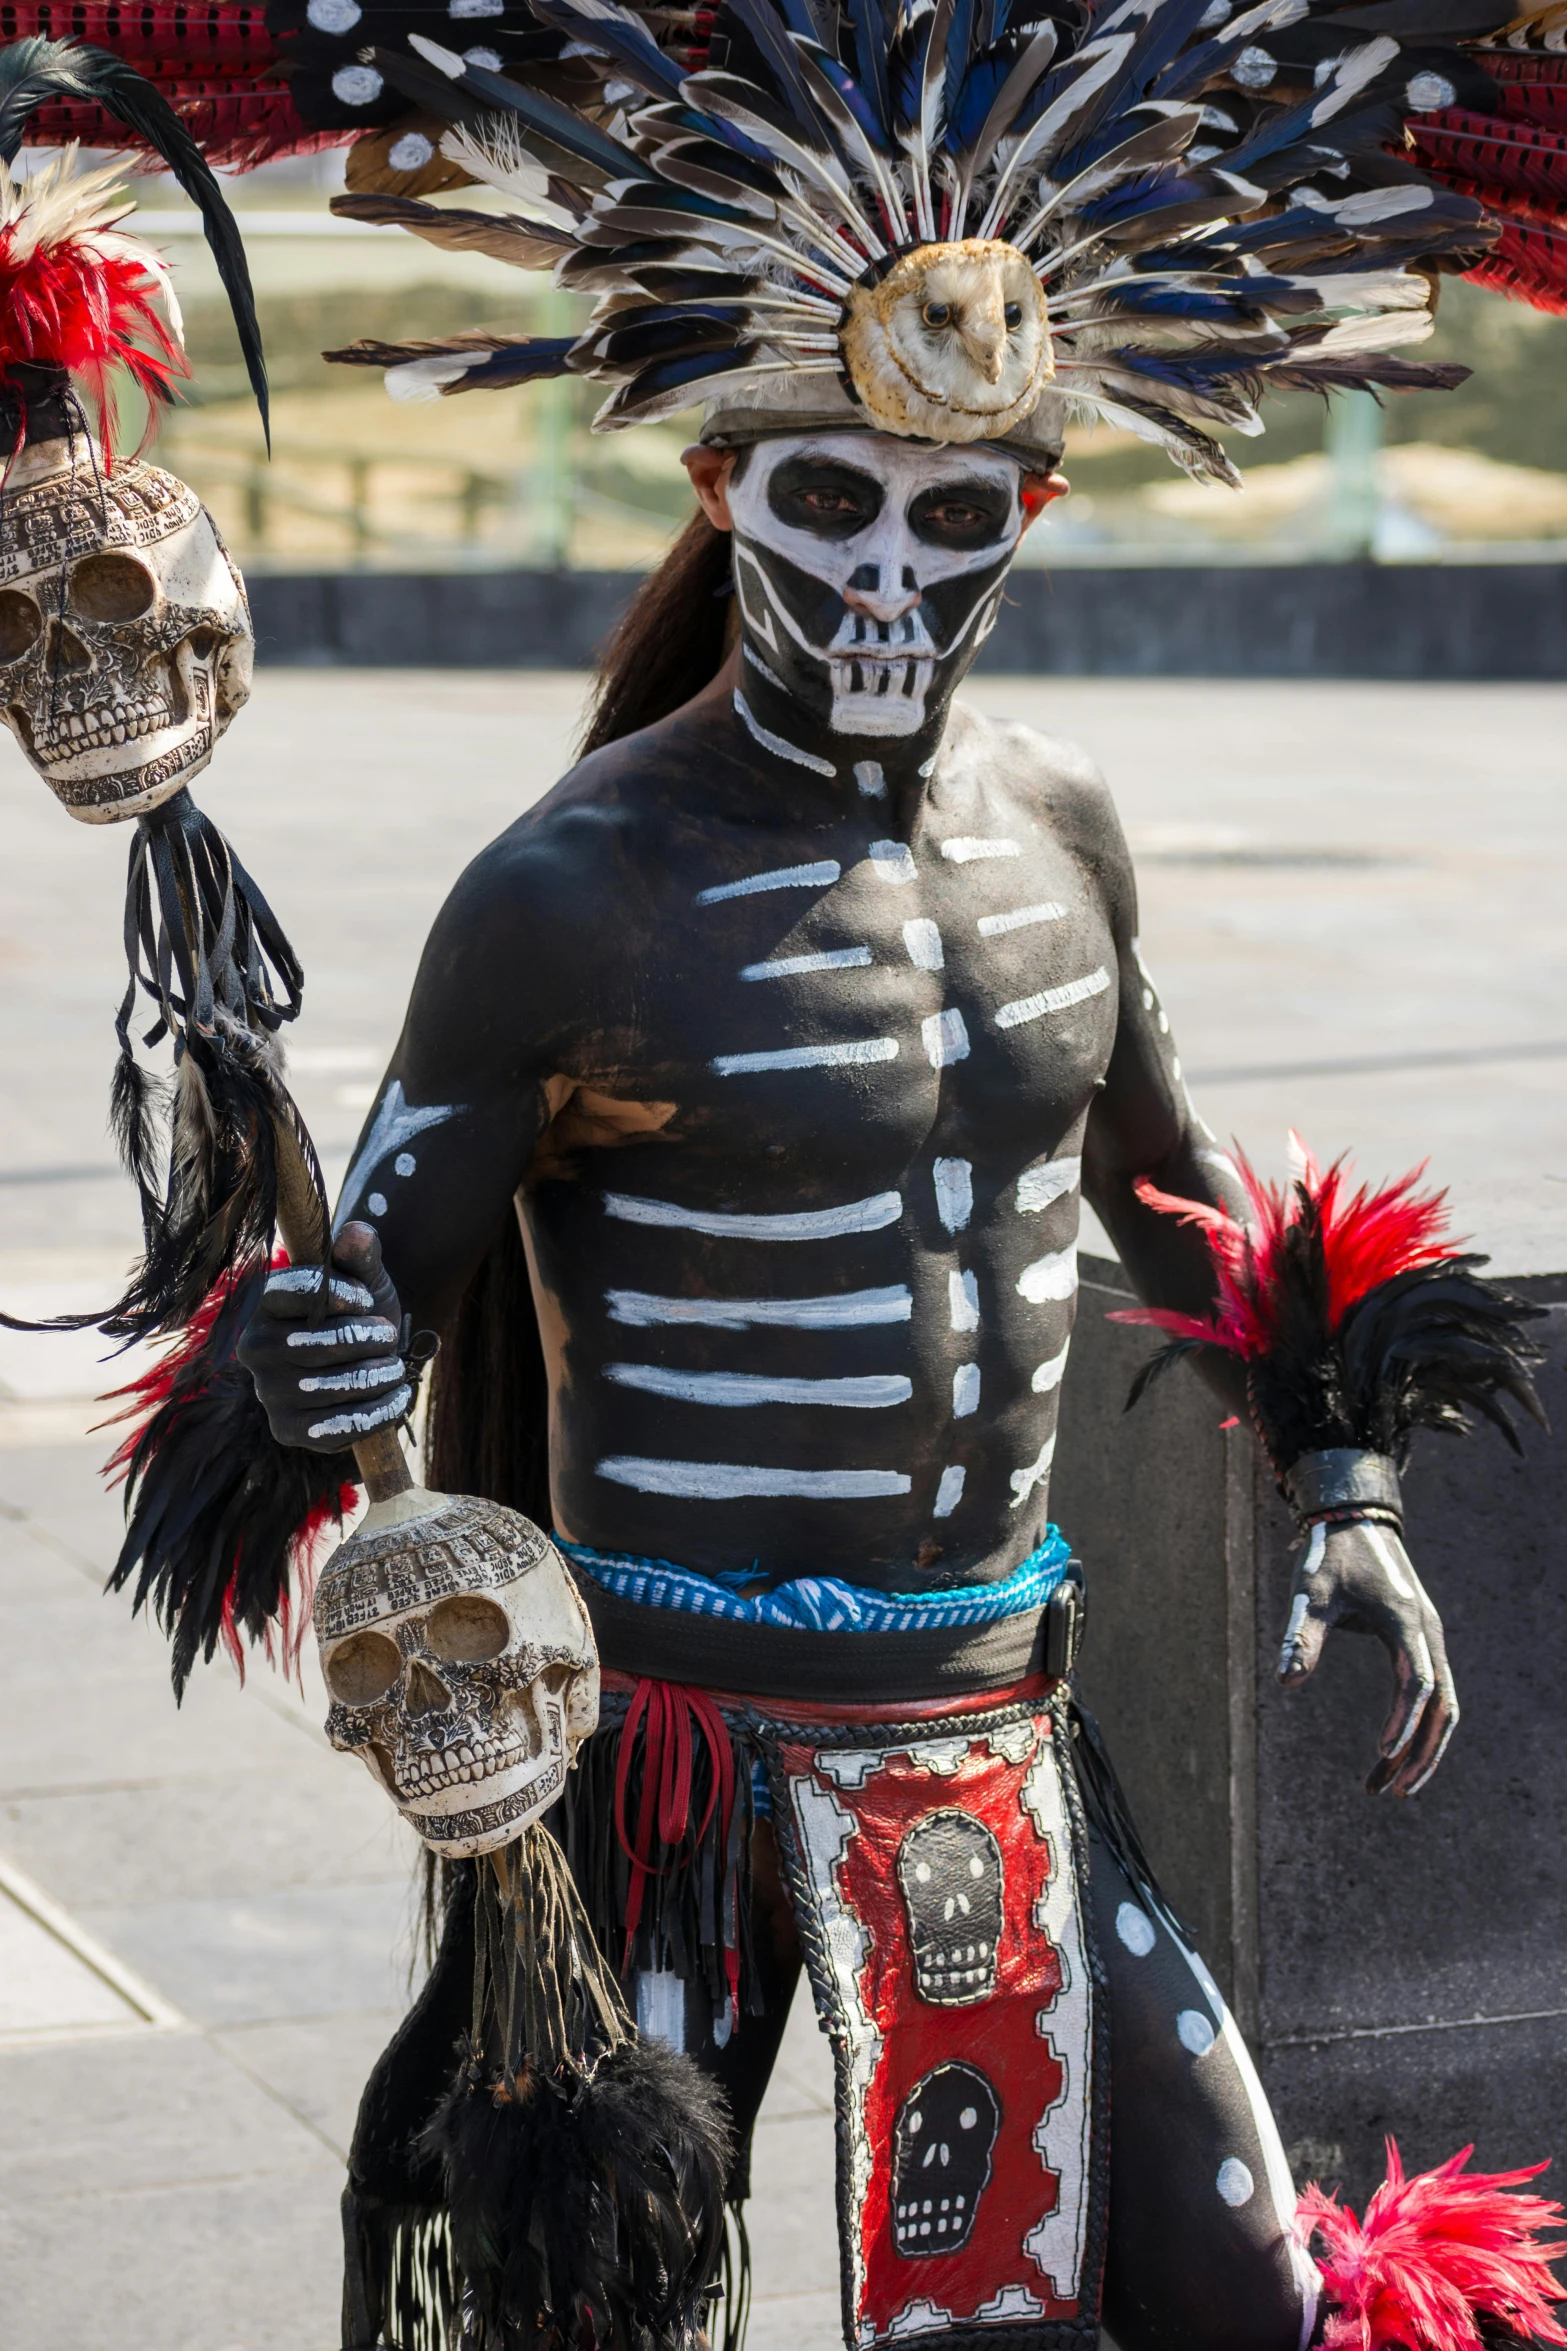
left=682, top=443, right=739, bottom=531
left=1019, top=470, right=1070, bottom=533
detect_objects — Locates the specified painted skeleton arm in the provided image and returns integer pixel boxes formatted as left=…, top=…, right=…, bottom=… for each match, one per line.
left=1079, top=825, right=1459, bottom=1799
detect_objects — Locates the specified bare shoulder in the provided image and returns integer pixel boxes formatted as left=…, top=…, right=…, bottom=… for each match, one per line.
left=946, top=699, right=1131, bottom=875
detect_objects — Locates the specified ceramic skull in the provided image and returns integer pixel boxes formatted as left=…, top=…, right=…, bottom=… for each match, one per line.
left=313, top=1491, right=600, bottom=1859
left=0, top=436, right=253, bottom=823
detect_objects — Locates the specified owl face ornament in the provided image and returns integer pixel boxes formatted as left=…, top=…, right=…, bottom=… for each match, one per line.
left=840, top=242, right=1054, bottom=444
left=725, top=432, right=1031, bottom=741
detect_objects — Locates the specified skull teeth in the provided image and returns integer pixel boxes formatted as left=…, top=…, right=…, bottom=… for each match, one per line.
left=37, top=700, right=174, bottom=760
left=396, top=1730, right=534, bottom=1800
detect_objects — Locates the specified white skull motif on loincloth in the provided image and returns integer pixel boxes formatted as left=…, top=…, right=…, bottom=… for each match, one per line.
left=0, top=437, right=253, bottom=823
left=313, top=1492, right=600, bottom=1859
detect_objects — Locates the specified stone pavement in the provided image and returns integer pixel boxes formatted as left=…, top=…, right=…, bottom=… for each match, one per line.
left=0, top=671, right=1563, bottom=2349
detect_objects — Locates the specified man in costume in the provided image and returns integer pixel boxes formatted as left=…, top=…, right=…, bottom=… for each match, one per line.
left=13, top=2, right=1567, bottom=2348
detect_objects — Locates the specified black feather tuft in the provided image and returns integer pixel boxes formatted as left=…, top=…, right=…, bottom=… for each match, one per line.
left=104, top=1258, right=355, bottom=1699
left=428, top=1830, right=732, bottom=2351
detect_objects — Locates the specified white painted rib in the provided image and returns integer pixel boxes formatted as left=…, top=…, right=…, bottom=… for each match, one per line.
left=854, top=760, right=887, bottom=799
left=923, top=1008, right=971, bottom=1068
left=605, top=1365, right=913, bottom=1410
left=868, top=840, right=917, bottom=885
left=902, top=917, right=944, bottom=972
left=977, top=901, right=1065, bottom=937
left=713, top=1038, right=899, bottom=1077
left=1032, top=1343, right=1072, bottom=1394
left=596, top=1458, right=913, bottom=1500
left=603, top=1191, right=902, bottom=1241
left=952, top=1364, right=981, bottom=1419
left=934, top=1157, right=973, bottom=1234
left=607, top=1286, right=913, bottom=1330
left=732, top=691, right=837, bottom=777
left=995, top=966, right=1112, bottom=1031
left=1010, top=1432, right=1057, bottom=1508
left=1017, top=1157, right=1082, bottom=1214
left=942, top=837, right=1021, bottom=862
left=949, top=1269, right=979, bottom=1332
left=934, top=1465, right=966, bottom=1518
left=696, top=858, right=840, bottom=905
left=1017, top=1249, right=1079, bottom=1305
left=740, top=947, right=872, bottom=981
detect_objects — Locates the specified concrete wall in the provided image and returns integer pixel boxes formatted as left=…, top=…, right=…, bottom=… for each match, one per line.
left=1055, top=1256, right=1567, bottom=2201
left=247, top=563, right=1567, bottom=679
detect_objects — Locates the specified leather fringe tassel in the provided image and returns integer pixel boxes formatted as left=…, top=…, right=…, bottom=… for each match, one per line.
left=556, top=1693, right=762, bottom=2039
left=342, top=2198, right=456, bottom=2351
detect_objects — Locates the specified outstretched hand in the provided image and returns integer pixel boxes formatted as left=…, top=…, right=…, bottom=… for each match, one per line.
left=1276, top=1521, right=1458, bottom=1799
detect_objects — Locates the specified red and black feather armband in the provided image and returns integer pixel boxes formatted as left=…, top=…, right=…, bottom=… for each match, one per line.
left=1113, top=1138, right=1546, bottom=1533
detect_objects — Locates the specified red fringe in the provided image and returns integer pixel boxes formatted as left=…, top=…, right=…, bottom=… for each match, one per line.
left=1111, top=1135, right=1460, bottom=1361
left=1301, top=2138, right=1567, bottom=2351
left=21, top=92, right=334, bottom=171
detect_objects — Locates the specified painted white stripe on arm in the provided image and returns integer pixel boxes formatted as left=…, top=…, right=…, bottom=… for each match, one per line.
left=942, top=837, right=1021, bottom=862
left=1031, top=1342, right=1072, bottom=1393
left=596, top=1458, right=913, bottom=1500
left=696, top=858, right=841, bottom=905
left=949, top=1270, right=980, bottom=1332
left=952, top=1364, right=980, bottom=1418
left=604, top=1365, right=913, bottom=1409
left=713, top=1038, right=899, bottom=1076
left=740, top=947, right=872, bottom=980
left=1018, top=1249, right=1078, bottom=1304
left=1016, top=1157, right=1081, bottom=1213
left=1010, top=1432, right=1056, bottom=1507
left=868, top=841, right=917, bottom=884
left=977, top=901, right=1065, bottom=937
left=933, top=1465, right=965, bottom=1517
left=603, top=1191, right=903, bottom=1240
left=607, top=1286, right=913, bottom=1329
left=934, top=1158, right=973, bottom=1233
left=995, top=967, right=1112, bottom=1031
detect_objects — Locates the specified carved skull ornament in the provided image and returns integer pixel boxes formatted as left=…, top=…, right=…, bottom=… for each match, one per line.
left=313, top=1490, right=600, bottom=1860
left=0, top=437, right=253, bottom=823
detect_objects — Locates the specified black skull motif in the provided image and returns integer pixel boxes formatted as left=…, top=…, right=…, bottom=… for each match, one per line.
left=891, top=2063, right=1001, bottom=2257
left=896, top=1809, right=1004, bottom=2003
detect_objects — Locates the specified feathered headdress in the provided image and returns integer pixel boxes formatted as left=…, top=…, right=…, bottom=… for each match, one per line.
left=1112, top=1134, right=1545, bottom=1478
left=313, top=0, right=1510, bottom=483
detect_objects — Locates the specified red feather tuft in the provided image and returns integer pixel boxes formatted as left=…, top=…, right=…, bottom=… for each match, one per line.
left=1112, top=1136, right=1460, bottom=1361
left=0, top=204, right=185, bottom=463
left=1300, top=2139, right=1567, bottom=2351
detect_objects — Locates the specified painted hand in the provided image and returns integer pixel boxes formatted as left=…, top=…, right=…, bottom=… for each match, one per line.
left=236, top=1221, right=411, bottom=1457
left=1276, top=1520, right=1458, bottom=1800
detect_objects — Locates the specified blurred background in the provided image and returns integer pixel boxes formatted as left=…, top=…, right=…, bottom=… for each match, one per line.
left=47, top=145, right=1567, bottom=575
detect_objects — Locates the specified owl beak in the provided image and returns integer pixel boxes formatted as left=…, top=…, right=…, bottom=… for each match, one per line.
left=964, top=294, right=1008, bottom=384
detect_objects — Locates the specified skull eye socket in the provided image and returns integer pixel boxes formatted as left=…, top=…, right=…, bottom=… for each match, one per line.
left=425, top=1593, right=510, bottom=1664
left=69, top=551, right=156, bottom=624
left=324, top=1628, right=402, bottom=1705
left=0, top=588, right=41, bottom=663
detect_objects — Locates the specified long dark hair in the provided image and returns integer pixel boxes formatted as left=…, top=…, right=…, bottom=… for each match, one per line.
left=427, top=507, right=735, bottom=1520
left=579, top=506, right=734, bottom=757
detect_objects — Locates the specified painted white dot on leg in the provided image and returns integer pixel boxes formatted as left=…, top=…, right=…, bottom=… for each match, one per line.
left=1177, top=2009, right=1216, bottom=2056
left=1216, top=2158, right=1254, bottom=2208
left=1115, top=1902, right=1156, bottom=1957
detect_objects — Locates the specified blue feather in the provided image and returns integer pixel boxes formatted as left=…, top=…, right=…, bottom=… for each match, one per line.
left=846, top=0, right=893, bottom=133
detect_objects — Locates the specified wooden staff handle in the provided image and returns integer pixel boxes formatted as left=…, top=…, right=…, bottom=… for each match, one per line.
left=270, top=1102, right=414, bottom=1507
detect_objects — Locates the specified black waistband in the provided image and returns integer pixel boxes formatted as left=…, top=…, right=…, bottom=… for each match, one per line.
left=573, top=1578, right=1061, bottom=1703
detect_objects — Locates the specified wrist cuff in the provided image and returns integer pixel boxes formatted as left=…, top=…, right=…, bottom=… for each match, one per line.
left=1285, top=1448, right=1403, bottom=1530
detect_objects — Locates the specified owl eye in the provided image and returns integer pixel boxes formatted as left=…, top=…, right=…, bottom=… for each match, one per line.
left=921, top=300, right=952, bottom=328
left=1004, top=301, right=1023, bottom=328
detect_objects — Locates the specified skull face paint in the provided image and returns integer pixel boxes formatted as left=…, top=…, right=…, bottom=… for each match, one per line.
left=0, top=438, right=253, bottom=823
left=725, top=433, right=1027, bottom=741
left=313, top=1492, right=599, bottom=1860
